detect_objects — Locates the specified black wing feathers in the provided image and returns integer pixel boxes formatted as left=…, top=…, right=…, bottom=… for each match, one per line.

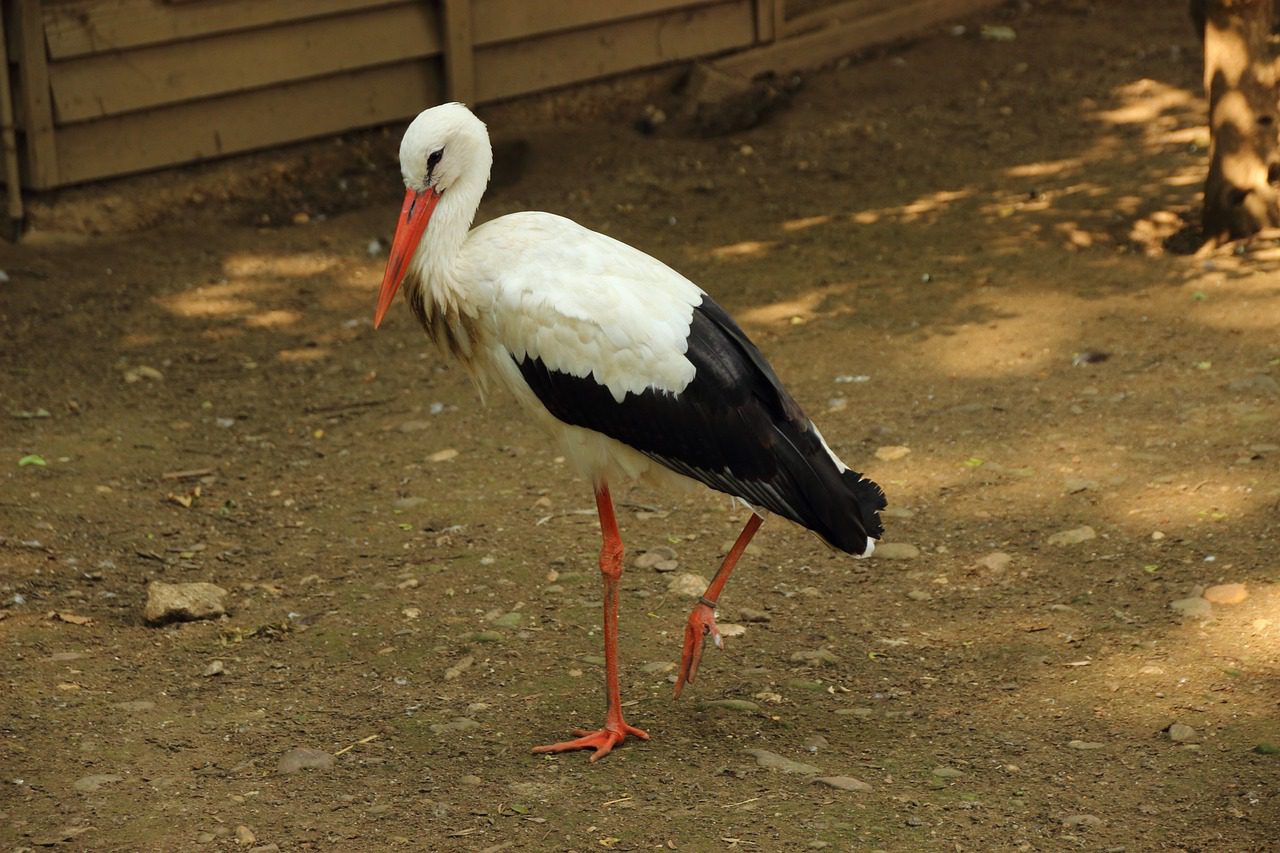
left=513, top=296, right=885, bottom=553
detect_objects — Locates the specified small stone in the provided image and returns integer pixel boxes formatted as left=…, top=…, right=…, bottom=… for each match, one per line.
left=429, top=448, right=459, bottom=462
left=292, top=211, right=310, bottom=225
left=738, top=607, right=771, bottom=622
left=743, top=748, right=821, bottom=775
left=397, top=420, right=432, bottom=433
left=874, top=542, right=920, bottom=560
left=143, top=581, right=228, bottom=625
left=74, top=773, right=124, bottom=792
left=718, top=623, right=746, bottom=638
left=491, top=611, right=523, bottom=628
left=802, top=735, right=829, bottom=753
left=1063, top=478, right=1098, bottom=494
left=249, top=846, right=280, bottom=853
left=1170, top=597, right=1212, bottom=619
left=196, top=832, right=217, bottom=844
left=1047, top=526, right=1096, bottom=546
left=444, top=655, right=473, bottom=681
left=931, top=766, right=963, bottom=778
left=705, top=698, right=761, bottom=713
left=790, top=648, right=840, bottom=665
left=977, top=551, right=1012, bottom=572
left=1138, top=664, right=1165, bottom=675
left=1062, top=814, right=1102, bottom=828
left=667, top=573, right=710, bottom=597
left=276, top=747, right=335, bottom=774
left=1203, top=583, right=1248, bottom=605
left=430, top=718, right=480, bottom=735
left=1167, top=723, right=1198, bottom=743
left=907, top=589, right=933, bottom=602
left=813, top=775, right=871, bottom=792
left=634, top=547, right=677, bottom=569
left=235, top=825, right=256, bottom=845
left=875, top=445, right=910, bottom=461
left=460, top=774, right=482, bottom=786
left=1068, top=740, right=1105, bottom=750
left=642, top=661, right=676, bottom=674
left=883, top=506, right=914, bottom=519
left=202, top=660, right=225, bottom=677
left=835, top=706, right=874, bottom=718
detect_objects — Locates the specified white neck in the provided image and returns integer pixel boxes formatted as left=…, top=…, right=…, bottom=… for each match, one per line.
left=411, top=163, right=489, bottom=316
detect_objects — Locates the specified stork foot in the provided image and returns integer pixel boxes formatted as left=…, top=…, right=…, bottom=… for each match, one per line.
left=674, top=601, right=720, bottom=698
left=532, top=721, right=649, bottom=762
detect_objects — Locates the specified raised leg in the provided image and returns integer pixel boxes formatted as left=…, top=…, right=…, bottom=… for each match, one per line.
left=532, top=483, right=649, bottom=761
left=673, top=512, right=764, bottom=698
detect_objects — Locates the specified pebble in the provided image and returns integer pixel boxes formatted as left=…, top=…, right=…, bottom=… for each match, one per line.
left=460, top=774, right=482, bottom=786
left=202, top=660, right=225, bottom=677
left=977, top=551, right=1012, bottom=572
left=812, top=775, right=871, bottom=792
left=1167, top=723, right=1198, bottom=743
left=1170, top=597, right=1212, bottom=619
left=874, top=542, right=920, bottom=560
left=738, top=607, right=771, bottom=622
left=1203, top=583, right=1248, bottom=605
left=397, top=420, right=432, bottom=433
left=1068, top=740, right=1104, bottom=750
left=123, top=365, right=164, bottom=383
left=1047, top=526, right=1096, bottom=546
left=802, top=735, right=829, bottom=753
left=907, top=589, right=932, bottom=602
left=718, top=623, right=746, bottom=638
left=249, top=846, right=280, bottom=853
left=276, top=747, right=335, bottom=774
left=875, top=445, right=911, bottom=461
left=143, top=581, right=228, bottom=625
left=1063, top=478, right=1098, bottom=494
left=931, top=766, right=963, bottom=778
left=444, top=655, right=473, bottom=681
left=743, top=748, right=820, bottom=775
left=491, top=612, right=523, bottom=628
left=235, top=825, right=256, bottom=845
left=1062, top=814, right=1102, bottom=828
left=430, top=718, right=480, bottom=735
left=429, top=448, right=459, bottom=462
left=790, top=648, right=840, bottom=665
left=705, top=699, right=761, bottom=713
left=74, top=773, right=123, bottom=792
left=642, top=661, right=676, bottom=674
left=634, top=547, right=677, bottom=570
left=667, top=573, right=710, bottom=597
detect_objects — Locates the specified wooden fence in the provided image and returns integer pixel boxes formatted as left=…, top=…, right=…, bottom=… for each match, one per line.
left=1, top=0, right=1002, bottom=191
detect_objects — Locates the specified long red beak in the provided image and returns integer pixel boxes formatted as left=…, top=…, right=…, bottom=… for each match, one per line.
left=374, top=187, right=441, bottom=328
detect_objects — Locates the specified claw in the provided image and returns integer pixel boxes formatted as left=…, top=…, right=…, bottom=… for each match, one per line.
left=532, top=721, right=649, bottom=762
left=673, top=601, right=720, bottom=698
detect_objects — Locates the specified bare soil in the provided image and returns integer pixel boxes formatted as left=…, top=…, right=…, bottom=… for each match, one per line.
left=2, top=2, right=1278, bottom=851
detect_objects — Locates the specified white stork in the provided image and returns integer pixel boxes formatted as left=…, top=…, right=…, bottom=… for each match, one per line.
left=374, top=103, right=885, bottom=761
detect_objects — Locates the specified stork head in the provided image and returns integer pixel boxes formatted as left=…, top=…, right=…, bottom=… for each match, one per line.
left=375, top=103, right=492, bottom=328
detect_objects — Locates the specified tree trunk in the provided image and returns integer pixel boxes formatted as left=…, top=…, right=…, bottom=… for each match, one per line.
left=1195, top=0, right=1280, bottom=242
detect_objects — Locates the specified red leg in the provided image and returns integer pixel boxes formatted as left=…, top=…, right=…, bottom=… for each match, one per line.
left=673, top=512, right=763, bottom=698
left=532, top=483, right=649, bottom=761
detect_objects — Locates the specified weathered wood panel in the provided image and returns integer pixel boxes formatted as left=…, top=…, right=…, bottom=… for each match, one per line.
left=43, top=0, right=405, bottom=59
left=442, top=0, right=475, bottom=103
left=53, top=61, right=443, bottom=185
left=49, top=3, right=440, bottom=123
left=12, top=0, right=57, bottom=188
left=476, top=0, right=755, bottom=103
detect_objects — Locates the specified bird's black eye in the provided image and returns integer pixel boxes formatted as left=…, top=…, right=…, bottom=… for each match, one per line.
left=427, top=148, right=444, bottom=176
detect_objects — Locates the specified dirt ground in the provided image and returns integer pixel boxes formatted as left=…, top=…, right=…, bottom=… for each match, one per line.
left=3, top=1, right=1279, bottom=850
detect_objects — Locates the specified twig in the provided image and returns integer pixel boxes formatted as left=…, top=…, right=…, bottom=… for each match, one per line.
left=304, top=397, right=396, bottom=415
left=334, top=733, right=379, bottom=756
left=161, top=467, right=214, bottom=481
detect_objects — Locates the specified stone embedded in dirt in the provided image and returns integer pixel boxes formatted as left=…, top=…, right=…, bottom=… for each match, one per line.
left=705, top=698, right=761, bottom=713
left=276, top=747, right=335, bottom=774
left=202, top=660, right=225, bottom=677
left=429, top=448, right=459, bottom=462
left=1068, top=740, right=1105, bottom=750
left=1061, top=814, right=1102, bottom=829
left=874, top=542, right=920, bottom=560
left=123, top=365, right=163, bottom=383
left=667, top=572, right=710, bottom=597
left=397, top=420, right=432, bottom=433
left=790, top=648, right=840, bottom=666
left=1167, top=723, right=1199, bottom=743
left=1063, top=478, right=1098, bottom=494
left=1202, top=583, right=1248, bottom=605
left=74, top=773, right=124, bottom=792
left=113, top=700, right=155, bottom=713
left=907, top=589, right=932, bottom=601
left=634, top=546, right=677, bottom=570
left=491, top=611, right=523, bottom=629
left=249, top=846, right=280, bottom=853
left=1170, top=597, right=1212, bottom=619
left=812, top=775, right=872, bottom=792
left=460, top=774, right=482, bottom=786
left=738, top=607, right=771, bottom=622
left=718, top=623, right=746, bottom=638
left=802, top=735, right=829, bottom=753
left=931, top=766, right=963, bottom=778
left=642, top=661, right=676, bottom=674
left=977, top=551, right=1012, bottom=572
left=430, top=718, right=480, bottom=735
left=235, top=826, right=256, bottom=845
left=743, top=748, right=821, bottom=775
left=883, top=506, right=915, bottom=519
left=143, top=581, right=228, bottom=625
left=1047, top=526, right=1096, bottom=546
left=444, top=655, right=473, bottom=681
left=874, top=445, right=911, bottom=461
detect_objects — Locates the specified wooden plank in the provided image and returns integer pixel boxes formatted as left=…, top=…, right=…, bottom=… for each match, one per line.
left=471, top=0, right=720, bottom=46
left=49, top=3, right=440, bottom=123
left=717, top=0, right=1002, bottom=79
left=53, top=60, right=444, bottom=185
left=43, top=0, right=407, bottom=60
left=442, top=0, right=475, bottom=104
left=11, top=0, right=58, bottom=188
left=783, top=0, right=899, bottom=37
left=754, top=0, right=779, bottom=42
left=475, top=0, right=755, bottom=103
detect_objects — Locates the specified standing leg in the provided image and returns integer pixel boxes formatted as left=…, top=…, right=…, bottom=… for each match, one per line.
left=532, top=483, right=649, bottom=761
left=673, top=512, right=764, bottom=698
